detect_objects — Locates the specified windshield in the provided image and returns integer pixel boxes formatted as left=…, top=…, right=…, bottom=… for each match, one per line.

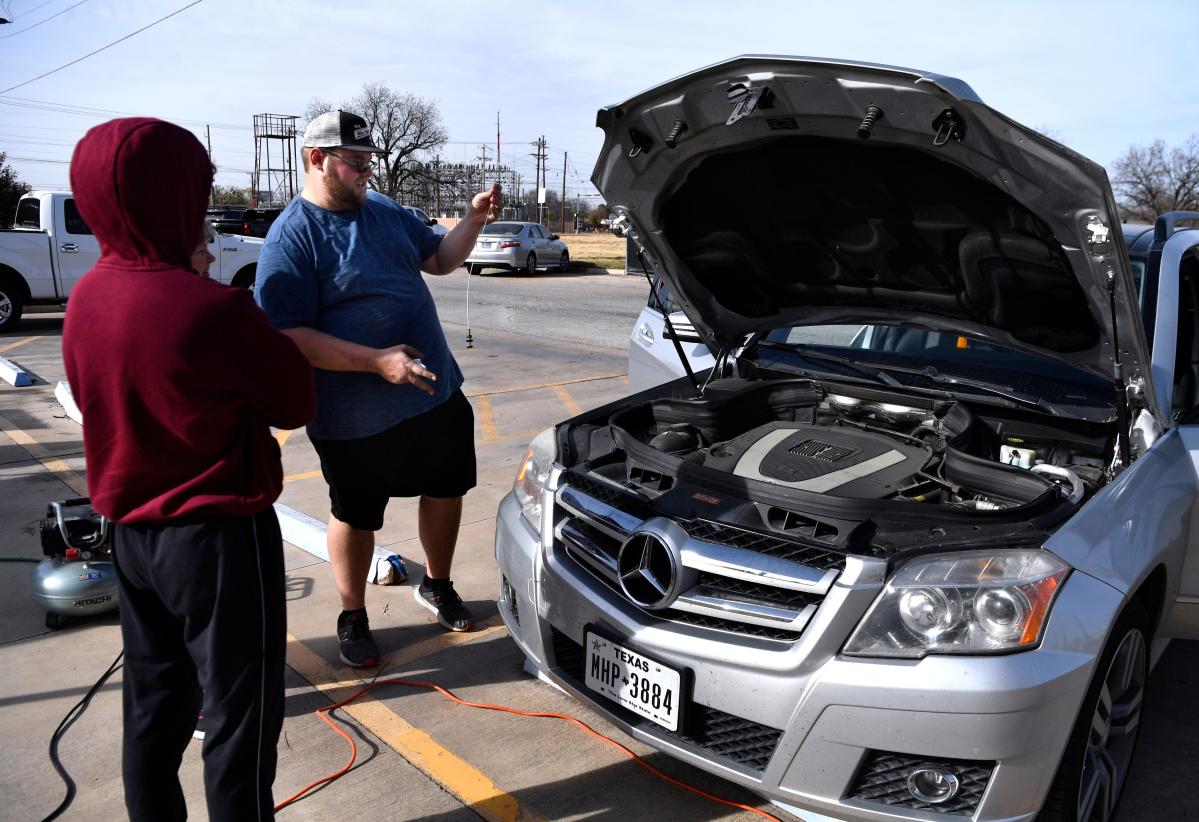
left=482, top=222, right=523, bottom=236
left=755, top=323, right=1113, bottom=409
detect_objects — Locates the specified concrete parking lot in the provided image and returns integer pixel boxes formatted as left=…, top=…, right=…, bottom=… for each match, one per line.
left=0, top=270, right=1194, bottom=821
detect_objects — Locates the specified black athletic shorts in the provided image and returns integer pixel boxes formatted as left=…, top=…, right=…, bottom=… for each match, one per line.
left=310, top=389, right=476, bottom=531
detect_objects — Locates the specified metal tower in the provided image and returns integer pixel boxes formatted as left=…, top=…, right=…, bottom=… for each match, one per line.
left=252, top=114, right=298, bottom=207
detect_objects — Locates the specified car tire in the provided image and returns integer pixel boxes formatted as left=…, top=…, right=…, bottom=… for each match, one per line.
left=467, top=264, right=482, bottom=276
left=525, top=254, right=537, bottom=275
left=1037, top=600, right=1150, bottom=822
left=0, top=271, right=26, bottom=333
left=231, top=264, right=257, bottom=290
left=558, top=250, right=570, bottom=272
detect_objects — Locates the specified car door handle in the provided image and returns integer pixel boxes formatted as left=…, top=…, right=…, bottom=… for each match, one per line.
left=60, top=243, right=79, bottom=253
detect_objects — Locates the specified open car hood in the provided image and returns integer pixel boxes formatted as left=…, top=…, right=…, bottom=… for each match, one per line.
left=592, top=56, right=1150, bottom=391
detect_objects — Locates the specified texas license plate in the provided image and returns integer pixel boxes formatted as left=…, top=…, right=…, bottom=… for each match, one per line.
left=584, top=630, right=682, bottom=731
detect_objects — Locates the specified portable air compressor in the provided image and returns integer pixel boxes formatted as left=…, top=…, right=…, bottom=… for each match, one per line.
left=30, top=498, right=118, bottom=630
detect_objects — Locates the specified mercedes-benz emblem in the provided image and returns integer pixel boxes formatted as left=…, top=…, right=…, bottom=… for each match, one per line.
left=617, top=532, right=678, bottom=609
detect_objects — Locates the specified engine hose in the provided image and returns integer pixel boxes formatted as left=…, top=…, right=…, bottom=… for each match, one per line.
left=1030, top=464, right=1085, bottom=504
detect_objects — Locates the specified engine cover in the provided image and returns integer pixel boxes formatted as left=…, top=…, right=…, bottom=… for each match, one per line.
left=704, top=422, right=931, bottom=499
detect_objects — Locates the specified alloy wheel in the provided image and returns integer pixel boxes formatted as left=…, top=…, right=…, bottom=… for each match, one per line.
left=1076, top=627, right=1147, bottom=822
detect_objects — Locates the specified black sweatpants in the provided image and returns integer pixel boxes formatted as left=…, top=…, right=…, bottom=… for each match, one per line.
left=113, top=507, right=286, bottom=821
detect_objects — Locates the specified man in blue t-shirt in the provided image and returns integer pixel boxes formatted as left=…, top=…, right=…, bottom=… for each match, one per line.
left=255, top=110, right=501, bottom=667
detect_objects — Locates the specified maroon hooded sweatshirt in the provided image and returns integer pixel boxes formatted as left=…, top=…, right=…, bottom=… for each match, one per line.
left=62, top=117, right=315, bottom=523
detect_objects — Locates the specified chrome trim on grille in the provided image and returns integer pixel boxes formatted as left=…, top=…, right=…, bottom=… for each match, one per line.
left=556, top=519, right=618, bottom=576
left=674, top=592, right=818, bottom=629
left=554, top=478, right=843, bottom=642
left=558, top=484, right=644, bottom=536
left=681, top=541, right=837, bottom=594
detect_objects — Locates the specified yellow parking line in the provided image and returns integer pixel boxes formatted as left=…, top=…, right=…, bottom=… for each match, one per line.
left=284, top=629, right=542, bottom=822
left=0, top=335, right=40, bottom=354
left=551, top=384, right=583, bottom=417
left=475, top=394, right=500, bottom=443
left=0, top=413, right=88, bottom=496
left=379, top=615, right=506, bottom=674
left=276, top=429, right=295, bottom=449
left=465, top=372, right=625, bottom=399
left=283, top=469, right=323, bottom=483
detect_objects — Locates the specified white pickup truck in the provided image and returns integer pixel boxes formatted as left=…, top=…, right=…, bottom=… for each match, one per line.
left=0, top=191, right=264, bottom=332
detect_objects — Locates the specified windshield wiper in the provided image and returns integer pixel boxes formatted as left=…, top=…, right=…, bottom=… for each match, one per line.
left=751, top=340, right=905, bottom=388
left=887, top=364, right=1062, bottom=416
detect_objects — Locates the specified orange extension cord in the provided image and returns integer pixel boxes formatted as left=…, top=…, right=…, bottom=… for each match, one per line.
left=273, top=675, right=784, bottom=821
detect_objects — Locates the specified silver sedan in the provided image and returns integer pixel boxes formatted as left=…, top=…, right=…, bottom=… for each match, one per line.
left=465, top=221, right=570, bottom=275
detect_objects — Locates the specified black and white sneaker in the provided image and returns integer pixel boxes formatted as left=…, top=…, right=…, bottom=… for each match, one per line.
left=414, top=579, right=475, bottom=632
left=336, top=609, right=380, bottom=667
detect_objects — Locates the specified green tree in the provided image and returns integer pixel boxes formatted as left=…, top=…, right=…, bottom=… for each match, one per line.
left=0, top=151, right=32, bottom=227
left=1112, top=135, right=1199, bottom=223
left=304, top=83, right=448, bottom=201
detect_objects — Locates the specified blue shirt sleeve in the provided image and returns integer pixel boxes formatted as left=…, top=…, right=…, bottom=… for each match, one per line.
left=255, top=217, right=318, bottom=330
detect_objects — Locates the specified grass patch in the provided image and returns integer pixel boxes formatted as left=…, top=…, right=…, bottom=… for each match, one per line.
left=562, top=233, right=627, bottom=271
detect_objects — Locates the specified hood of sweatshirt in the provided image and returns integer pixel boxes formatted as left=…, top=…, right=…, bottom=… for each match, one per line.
left=70, top=117, right=211, bottom=268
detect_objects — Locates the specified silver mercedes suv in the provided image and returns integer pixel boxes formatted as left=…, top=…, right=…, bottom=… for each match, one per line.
left=494, top=56, right=1199, bottom=821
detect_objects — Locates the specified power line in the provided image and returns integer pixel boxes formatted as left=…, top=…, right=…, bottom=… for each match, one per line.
left=8, top=0, right=62, bottom=17
left=0, top=0, right=90, bottom=39
left=0, top=0, right=206, bottom=95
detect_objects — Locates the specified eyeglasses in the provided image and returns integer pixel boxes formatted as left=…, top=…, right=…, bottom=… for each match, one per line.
left=322, top=150, right=374, bottom=174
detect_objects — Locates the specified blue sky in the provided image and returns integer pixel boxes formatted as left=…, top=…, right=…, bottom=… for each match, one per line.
left=2, top=0, right=1196, bottom=202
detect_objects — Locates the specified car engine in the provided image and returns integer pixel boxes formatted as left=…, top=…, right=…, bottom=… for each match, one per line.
left=562, top=378, right=1113, bottom=554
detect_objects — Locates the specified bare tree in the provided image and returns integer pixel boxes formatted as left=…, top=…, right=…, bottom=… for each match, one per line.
left=212, top=184, right=250, bottom=206
left=304, top=83, right=448, bottom=201
left=1111, top=135, right=1199, bottom=223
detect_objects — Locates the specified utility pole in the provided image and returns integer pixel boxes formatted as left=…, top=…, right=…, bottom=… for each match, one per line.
left=205, top=125, right=215, bottom=205
left=476, top=144, right=490, bottom=192
left=561, top=151, right=567, bottom=234
left=496, top=111, right=501, bottom=176
left=530, top=136, right=547, bottom=225
left=433, top=156, right=441, bottom=216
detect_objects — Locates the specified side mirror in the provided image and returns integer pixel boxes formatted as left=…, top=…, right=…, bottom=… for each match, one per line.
left=430, top=218, right=439, bottom=225
left=550, top=233, right=559, bottom=240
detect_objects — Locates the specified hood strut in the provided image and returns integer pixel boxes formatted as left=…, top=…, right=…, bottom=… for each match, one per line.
left=640, top=254, right=700, bottom=393
left=1106, top=269, right=1132, bottom=468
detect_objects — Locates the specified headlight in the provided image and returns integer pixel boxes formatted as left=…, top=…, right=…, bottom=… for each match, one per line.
left=512, top=427, right=556, bottom=532
left=843, top=549, right=1070, bottom=658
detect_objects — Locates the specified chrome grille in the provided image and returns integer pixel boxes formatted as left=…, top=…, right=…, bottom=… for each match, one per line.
left=554, top=472, right=843, bottom=643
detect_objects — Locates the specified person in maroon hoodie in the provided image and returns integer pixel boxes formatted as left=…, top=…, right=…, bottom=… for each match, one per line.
left=62, top=117, right=315, bottom=822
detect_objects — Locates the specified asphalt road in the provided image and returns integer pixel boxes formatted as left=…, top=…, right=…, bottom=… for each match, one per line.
left=425, top=266, right=652, bottom=351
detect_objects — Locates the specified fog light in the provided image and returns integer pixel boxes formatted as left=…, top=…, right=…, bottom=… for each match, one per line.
left=501, top=575, right=519, bottom=625
left=907, top=767, right=960, bottom=804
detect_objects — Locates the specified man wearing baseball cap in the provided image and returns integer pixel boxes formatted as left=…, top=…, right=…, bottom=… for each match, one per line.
left=255, top=110, right=501, bottom=667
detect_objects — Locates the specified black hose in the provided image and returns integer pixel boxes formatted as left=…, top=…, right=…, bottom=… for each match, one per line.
left=0, top=557, right=41, bottom=563
left=42, top=651, right=124, bottom=822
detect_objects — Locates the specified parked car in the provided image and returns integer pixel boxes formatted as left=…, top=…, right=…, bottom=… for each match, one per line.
left=206, top=204, right=249, bottom=235
left=466, top=221, right=569, bottom=275
left=0, top=192, right=264, bottom=330
left=494, top=55, right=1199, bottom=822
left=241, top=206, right=284, bottom=238
left=403, top=205, right=450, bottom=237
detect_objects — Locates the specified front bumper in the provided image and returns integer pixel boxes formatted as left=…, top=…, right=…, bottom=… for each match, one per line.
left=494, top=489, right=1124, bottom=821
